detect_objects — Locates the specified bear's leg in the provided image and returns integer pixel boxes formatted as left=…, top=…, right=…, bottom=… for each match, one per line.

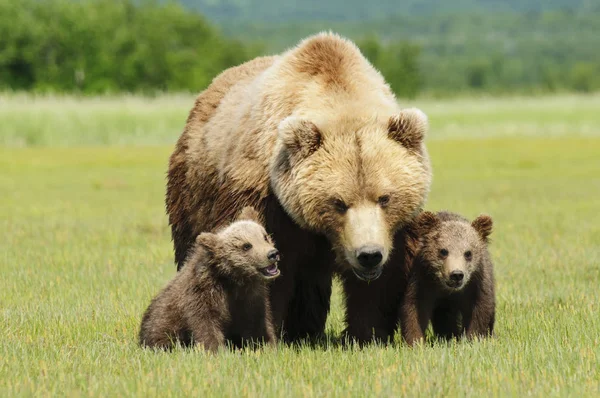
left=279, top=269, right=333, bottom=343
left=342, top=266, right=404, bottom=345
left=488, top=309, right=496, bottom=334
left=191, top=324, right=225, bottom=353
left=263, top=196, right=334, bottom=343
left=399, top=279, right=433, bottom=346
left=238, top=299, right=277, bottom=348
left=263, top=297, right=277, bottom=346
left=342, top=232, right=412, bottom=346
left=268, top=262, right=298, bottom=340
left=241, top=322, right=276, bottom=348
left=461, top=294, right=495, bottom=339
left=431, top=305, right=463, bottom=341
left=187, top=313, right=226, bottom=353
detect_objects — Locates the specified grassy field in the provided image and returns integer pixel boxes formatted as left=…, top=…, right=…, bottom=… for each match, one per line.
left=1, top=93, right=600, bottom=147
left=1, top=93, right=599, bottom=396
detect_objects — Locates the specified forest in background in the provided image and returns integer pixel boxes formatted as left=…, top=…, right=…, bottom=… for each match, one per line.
left=1, top=0, right=599, bottom=97
left=178, top=0, right=596, bottom=22
left=0, top=0, right=256, bottom=93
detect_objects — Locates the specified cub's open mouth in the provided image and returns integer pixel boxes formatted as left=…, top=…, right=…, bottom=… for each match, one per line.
left=353, top=267, right=382, bottom=282
left=259, top=263, right=280, bottom=278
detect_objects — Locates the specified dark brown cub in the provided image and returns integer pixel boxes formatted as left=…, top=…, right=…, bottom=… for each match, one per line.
left=400, top=211, right=495, bottom=346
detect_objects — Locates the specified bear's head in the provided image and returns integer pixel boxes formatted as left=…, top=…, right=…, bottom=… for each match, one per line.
left=195, top=207, right=280, bottom=281
left=270, top=108, right=431, bottom=281
left=410, top=211, right=493, bottom=290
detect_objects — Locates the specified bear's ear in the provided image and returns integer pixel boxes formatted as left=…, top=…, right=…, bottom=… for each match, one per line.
left=195, top=232, right=220, bottom=255
left=405, top=211, right=438, bottom=260
left=388, top=108, right=428, bottom=152
left=415, top=211, right=439, bottom=234
left=404, top=218, right=422, bottom=260
left=278, top=117, right=322, bottom=162
left=237, top=206, right=262, bottom=224
left=472, top=215, right=493, bottom=242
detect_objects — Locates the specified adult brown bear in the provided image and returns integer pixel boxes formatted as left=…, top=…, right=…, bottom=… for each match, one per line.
left=166, top=32, right=432, bottom=344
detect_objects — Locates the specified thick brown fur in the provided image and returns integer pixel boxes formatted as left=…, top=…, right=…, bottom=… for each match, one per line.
left=139, top=208, right=280, bottom=351
left=165, top=32, right=432, bottom=344
left=399, top=211, right=496, bottom=346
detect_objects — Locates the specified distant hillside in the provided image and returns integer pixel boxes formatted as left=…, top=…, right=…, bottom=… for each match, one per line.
left=179, top=0, right=593, bottom=22
left=16, top=0, right=599, bottom=96
left=175, top=0, right=600, bottom=96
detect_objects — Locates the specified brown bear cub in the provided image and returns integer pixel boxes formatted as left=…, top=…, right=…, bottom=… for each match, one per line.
left=400, top=211, right=495, bottom=346
left=139, top=207, right=280, bottom=351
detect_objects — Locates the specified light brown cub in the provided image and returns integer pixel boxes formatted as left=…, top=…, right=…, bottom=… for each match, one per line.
left=139, top=207, right=280, bottom=351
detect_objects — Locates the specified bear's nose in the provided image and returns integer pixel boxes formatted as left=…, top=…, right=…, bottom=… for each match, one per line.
left=356, top=247, right=383, bottom=269
left=449, top=270, right=464, bottom=282
left=267, top=249, right=279, bottom=262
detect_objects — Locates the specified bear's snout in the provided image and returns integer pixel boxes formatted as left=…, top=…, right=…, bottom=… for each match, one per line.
left=445, top=270, right=466, bottom=289
left=267, top=249, right=280, bottom=263
left=351, top=245, right=385, bottom=282
left=356, top=246, right=383, bottom=269
left=342, top=204, right=391, bottom=281
left=449, top=270, right=464, bottom=283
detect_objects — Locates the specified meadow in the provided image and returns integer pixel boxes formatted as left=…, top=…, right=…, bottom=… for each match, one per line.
left=1, top=93, right=599, bottom=396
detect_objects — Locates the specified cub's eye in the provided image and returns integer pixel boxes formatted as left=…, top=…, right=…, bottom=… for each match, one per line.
left=464, top=251, right=473, bottom=261
left=378, top=195, right=390, bottom=207
left=242, top=243, right=253, bottom=251
left=439, top=249, right=449, bottom=258
left=264, top=234, right=269, bottom=242
left=333, top=199, right=348, bottom=214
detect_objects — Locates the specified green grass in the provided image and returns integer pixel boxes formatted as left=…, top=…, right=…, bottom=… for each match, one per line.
left=0, top=94, right=191, bottom=147
left=1, top=94, right=600, bottom=396
left=1, top=93, right=599, bottom=147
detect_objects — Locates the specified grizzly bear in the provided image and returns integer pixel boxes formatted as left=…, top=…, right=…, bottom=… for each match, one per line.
left=399, top=211, right=495, bottom=346
left=139, top=207, right=280, bottom=351
left=166, top=32, right=432, bottom=344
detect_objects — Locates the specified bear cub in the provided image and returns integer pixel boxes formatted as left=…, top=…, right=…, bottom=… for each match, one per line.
left=139, top=207, right=280, bottom=351
left=400, top=211, right=495, bottom=346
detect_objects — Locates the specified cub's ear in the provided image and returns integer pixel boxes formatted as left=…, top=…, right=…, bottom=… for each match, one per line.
left=472, top=215, right=493, bottom=242
left=278, top=117, right=322, bottom=163
left=388, top=108, right=428, bottom=152
left=415, top=211, right=439, bottom=234
left=237, top=206, right=262, bottom=224
left=195, top=232, right=220, bottom=254
left=405, top=211, right=438, bottom=260
left=404, top=219, right=422, bottom=260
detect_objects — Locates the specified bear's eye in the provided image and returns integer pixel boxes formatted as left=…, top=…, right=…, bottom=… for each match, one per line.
left=264, top=234, right=269, bottom=242
left=378, top=195, right=390, bottom=207
left=439, top=248, right=449, bottom=258
left=333, top=199, right=348, bottom=214
left=464, top=250, right=473, bottom=261
left=242, top=243, right=253, bottom=251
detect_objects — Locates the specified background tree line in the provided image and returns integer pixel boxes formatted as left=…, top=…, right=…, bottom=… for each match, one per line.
left=224, top=7, right=600, bottom=96
left=179, top=0, right=595, bottom=23
left=1, top=0, right=599, bottom=97
left=0, top=0, right=256, bottom=93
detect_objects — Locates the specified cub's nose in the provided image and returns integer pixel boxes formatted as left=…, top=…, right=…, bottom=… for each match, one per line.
left=449, top=270, right=464, bottom=282
left=356, top=247, right=383, bottom=269
left=267, top=249, right=279, bottom=262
